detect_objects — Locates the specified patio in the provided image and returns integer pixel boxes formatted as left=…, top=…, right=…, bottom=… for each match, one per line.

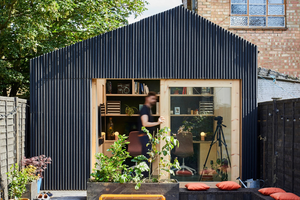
left=46, top=189, right=274, bottom=200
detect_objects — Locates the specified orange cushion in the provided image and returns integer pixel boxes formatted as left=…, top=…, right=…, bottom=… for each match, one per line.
left=270, top=192, right=300, bottom=200
left=185, top=183, right=210, bottom=191
left=216, top=181, right=241, bottom=190
left=176, top=170, right=193, bottom=176
left=259, top=188, right=286, bottom=195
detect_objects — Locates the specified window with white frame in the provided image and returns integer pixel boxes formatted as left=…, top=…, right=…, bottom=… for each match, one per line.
left=230, top=0, right=285, bottom=27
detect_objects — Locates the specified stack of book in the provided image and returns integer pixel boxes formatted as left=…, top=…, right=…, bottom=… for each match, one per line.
left=100, top=104, right=105, bottom=115
left=106, top=101, right=121, bottom=114
left=134, top=81, right=149, bottom=94
left=199, top=102, right=214, bottom=114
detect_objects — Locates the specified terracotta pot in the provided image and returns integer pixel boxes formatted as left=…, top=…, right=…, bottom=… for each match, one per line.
left=201, top=175, right=213, bottom=181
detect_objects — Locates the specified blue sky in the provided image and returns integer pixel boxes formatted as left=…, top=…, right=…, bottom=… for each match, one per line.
left=128, top=0, right=182, bottom=24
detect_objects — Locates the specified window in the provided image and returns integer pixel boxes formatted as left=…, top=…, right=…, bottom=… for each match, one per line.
left=169, top=87, right=233, bottom=182
left=230, top=0, right=285, bottom=27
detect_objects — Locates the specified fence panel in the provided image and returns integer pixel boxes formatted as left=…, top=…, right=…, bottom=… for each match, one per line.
left=258, top=98, right=300, bottom=196
left=0, top=97, right=28, bottom=200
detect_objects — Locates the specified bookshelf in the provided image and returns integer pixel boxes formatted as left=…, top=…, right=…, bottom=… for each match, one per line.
left=101, top=79, right=161, bottom=138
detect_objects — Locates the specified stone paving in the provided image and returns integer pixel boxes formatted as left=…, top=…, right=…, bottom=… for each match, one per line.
left=40, top=191, right=86, bottom=200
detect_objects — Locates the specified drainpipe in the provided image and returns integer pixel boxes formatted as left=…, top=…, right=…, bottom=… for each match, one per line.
left=182, top=0, right=197, bottom=13
left=192, top=0, right=196, bottom=13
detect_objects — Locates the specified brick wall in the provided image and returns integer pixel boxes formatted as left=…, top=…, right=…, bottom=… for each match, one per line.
left=0, top=97, right=27, bottom=200
left=196, top=0, right=300, bottom=77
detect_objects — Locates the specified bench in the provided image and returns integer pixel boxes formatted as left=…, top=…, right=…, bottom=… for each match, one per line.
left=179, top=188, right=273, bottom=200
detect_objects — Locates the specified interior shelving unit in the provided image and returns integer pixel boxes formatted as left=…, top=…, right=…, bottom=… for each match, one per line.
left=101, top=79, right=160, bottom=139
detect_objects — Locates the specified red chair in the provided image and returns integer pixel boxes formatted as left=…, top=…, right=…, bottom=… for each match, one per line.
left=128, top=131, right=143, bottom=157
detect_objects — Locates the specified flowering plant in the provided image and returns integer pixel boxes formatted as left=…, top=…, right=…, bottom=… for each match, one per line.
left=177, top=125, right=193, bottom=135
left=200, top=158, right=229, bottom=181
left=22, top=155, right=52, bottom=178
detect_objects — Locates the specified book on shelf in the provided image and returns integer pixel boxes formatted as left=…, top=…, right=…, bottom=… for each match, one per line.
left=106, top=101, right=121, bottom=114
left=134, top=81, right=149, bottom=94
left=199, top=101, right=214, bottom=114
left=100, top=104, right=105, bottom=115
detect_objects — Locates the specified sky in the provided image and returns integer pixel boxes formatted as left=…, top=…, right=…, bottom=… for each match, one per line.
left=128, top=0, right=183, bottom=24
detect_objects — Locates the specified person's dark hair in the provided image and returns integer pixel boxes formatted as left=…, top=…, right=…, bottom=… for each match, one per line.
left=146, top=91, right=156, bottom=97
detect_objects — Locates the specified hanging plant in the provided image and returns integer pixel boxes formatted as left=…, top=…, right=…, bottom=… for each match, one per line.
left=125, top=104, right=138, bottom=116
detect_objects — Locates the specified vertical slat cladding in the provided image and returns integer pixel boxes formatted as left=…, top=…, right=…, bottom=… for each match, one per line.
left=30, top=5, right=257, bottom=190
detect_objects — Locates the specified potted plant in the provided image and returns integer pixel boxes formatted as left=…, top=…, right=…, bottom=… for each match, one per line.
left=87, top=127, right=180, bottom=200
left=125, top=104, right=138, bottom=116
left=21, top=165, right=39, bottom=200
left=7, top=163, right=34, bottom=200
left=200, top=158, right=229, bottom=181
left=173, top=88, right=182, bottom=94
left=22, top=155, right=52, bottom=195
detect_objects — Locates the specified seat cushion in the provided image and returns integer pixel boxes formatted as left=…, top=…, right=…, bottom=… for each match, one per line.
left=259, top=188, right=286, bottom=195
left=176, top=170, right=193, bottom=176
left=185, top=183, right=210, bottom=191
left=270, top=192, right=300, bottom=200
left=216, top=181, right=241, bottom=190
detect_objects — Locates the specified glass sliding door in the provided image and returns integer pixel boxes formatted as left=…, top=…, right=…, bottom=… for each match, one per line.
left=169, top=86, right=233, bottom=182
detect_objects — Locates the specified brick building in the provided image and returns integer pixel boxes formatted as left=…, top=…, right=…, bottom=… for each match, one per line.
left=183, top=0, right=300, bottom=77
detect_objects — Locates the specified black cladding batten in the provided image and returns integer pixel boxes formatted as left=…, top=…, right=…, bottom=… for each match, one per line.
left=30, top=5, right=257, bottom=190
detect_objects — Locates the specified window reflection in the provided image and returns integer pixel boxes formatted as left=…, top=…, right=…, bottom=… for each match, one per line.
left=170, top=87, right=232, bottom=182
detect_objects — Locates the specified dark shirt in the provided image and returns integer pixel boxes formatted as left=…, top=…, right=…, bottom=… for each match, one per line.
left=138, top=105, right=154, bottom=134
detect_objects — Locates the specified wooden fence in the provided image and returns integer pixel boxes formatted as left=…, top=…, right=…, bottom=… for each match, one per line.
left=0, top=96, right=28, bottom=200
left=258, top=98, right=300, bottom=196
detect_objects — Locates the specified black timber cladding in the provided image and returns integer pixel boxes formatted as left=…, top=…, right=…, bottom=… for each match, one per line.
left=30, top=5, right=258, bottom=190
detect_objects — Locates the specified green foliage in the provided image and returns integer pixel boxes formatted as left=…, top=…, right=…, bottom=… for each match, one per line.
left=26, top=165, right=40, bottom=182
left=182, top=116, right=214, bottom=139
left=7, top=163, right=30, bottom=199
left=142, top=126, right=180, bottom=181
left=125, top=104, right=138, bottom=116
left=210, top=158, right=229, bottom=181
left=0, top=0, right=148, bottom=97
left=91, top=135, right=149, bottom=189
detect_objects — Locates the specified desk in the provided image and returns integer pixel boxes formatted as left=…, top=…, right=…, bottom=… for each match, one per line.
left=193, top=140, right=217, bottom=173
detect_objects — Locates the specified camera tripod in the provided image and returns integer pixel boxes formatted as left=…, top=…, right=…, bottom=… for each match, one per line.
left=199, top=119, right=231, bottom=181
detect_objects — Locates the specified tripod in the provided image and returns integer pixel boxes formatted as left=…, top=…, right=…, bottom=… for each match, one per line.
left=199, top=118, right=231, bottom=181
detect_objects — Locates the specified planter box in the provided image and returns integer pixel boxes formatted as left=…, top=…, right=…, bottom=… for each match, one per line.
left=22, top=180, right=37, bottom=200
left=87, top=181, right=179, bottom=200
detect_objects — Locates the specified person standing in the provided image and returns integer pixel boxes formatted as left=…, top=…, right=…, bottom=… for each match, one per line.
left=138, top=92, right=165, bottom=172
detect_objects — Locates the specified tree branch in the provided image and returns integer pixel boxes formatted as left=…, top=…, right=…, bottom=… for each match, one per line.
left=0, top=0, right=18, bottom=31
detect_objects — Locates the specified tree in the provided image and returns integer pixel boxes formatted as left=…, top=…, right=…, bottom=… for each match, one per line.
left=0, top=0, right=148, bottom=97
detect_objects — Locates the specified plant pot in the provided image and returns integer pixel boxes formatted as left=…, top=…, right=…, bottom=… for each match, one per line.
left=22, top=180, right=38, bottom=200
left=37, top=178, right=42, bottom=194
left=87, top=181, right=179, bottom=200
left=174, top=90, right=179, bottom=94
left=201, top=175, right=213, bottom=181
left=9, top=199, right=29, bottom=200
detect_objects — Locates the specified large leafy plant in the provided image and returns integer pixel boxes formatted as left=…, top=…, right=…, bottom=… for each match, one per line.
left=7, top=163, right=30, bottom=199
left=91, top=135, right=149, bottom=189
left=142, top=127, right=180, bottom=181
left=22, top=155, right=52, bottom=178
